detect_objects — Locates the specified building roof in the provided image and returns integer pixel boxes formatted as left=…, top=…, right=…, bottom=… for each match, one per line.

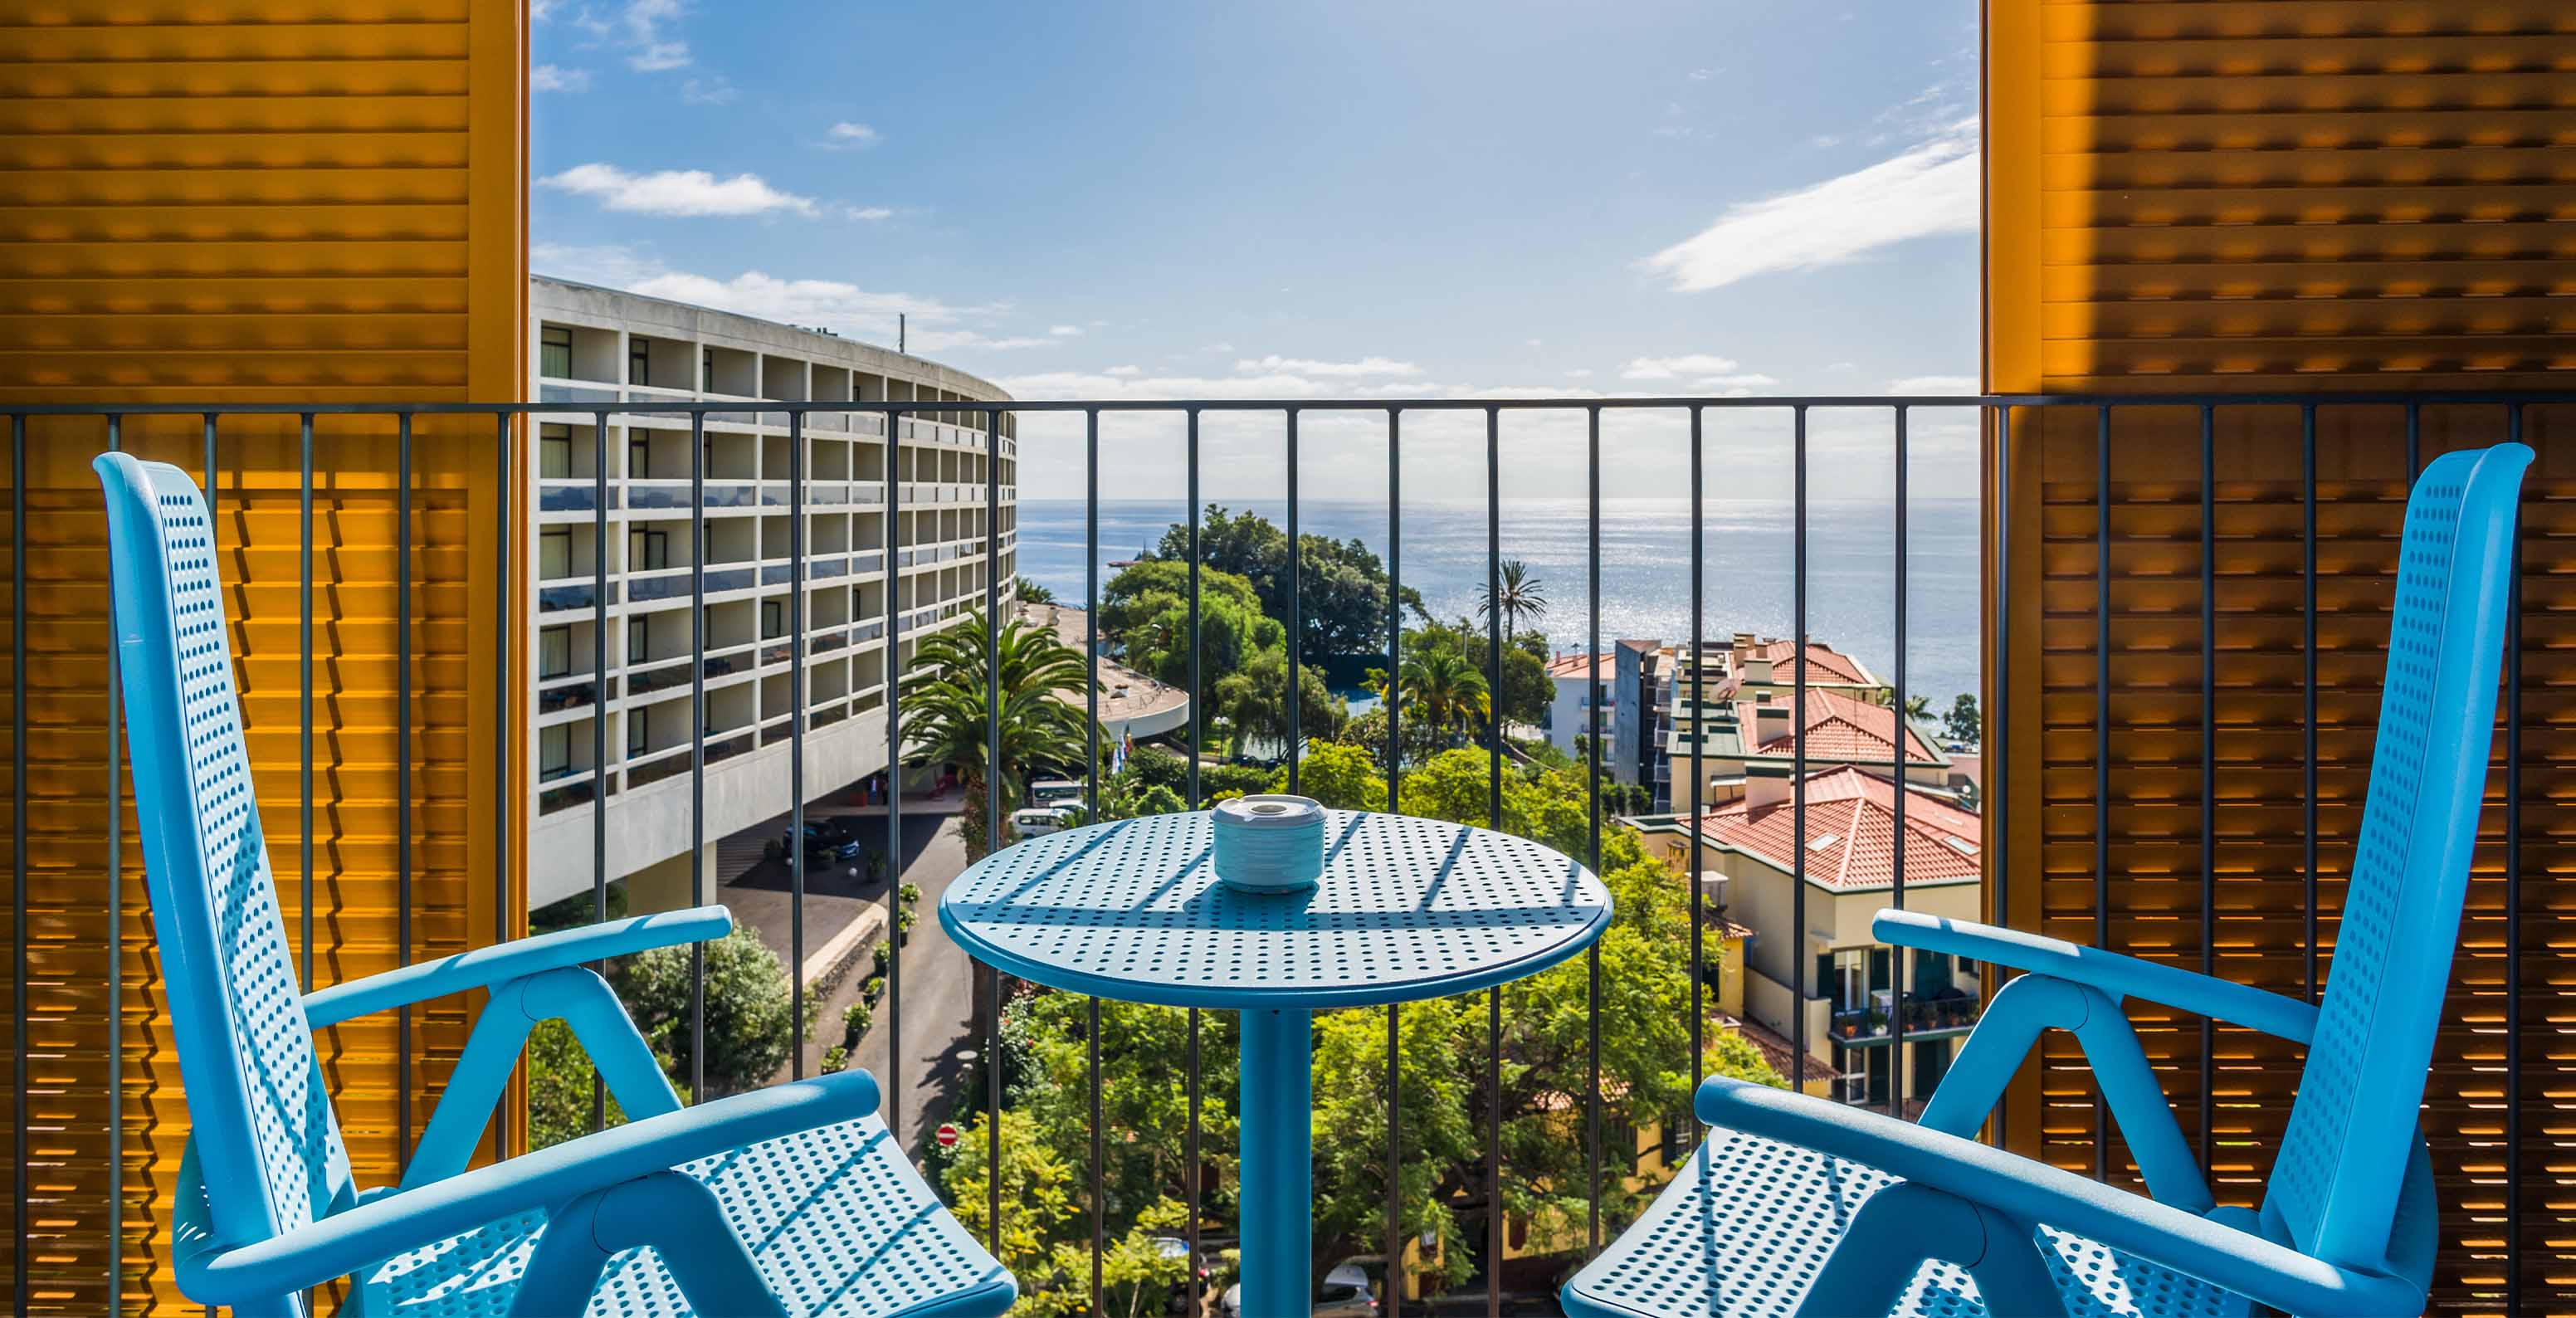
left=1736, top=637, right=1874, bottom=687
left=1743, top=688, right=1943, bottom=767
left=1019, top=602, right=1189, bottom=728
left=1716, top=1013, right=1839, bottom=1086
left=1549, top=652, right=1612, bottom=681
left=1694, top=765, right=1981, bottom=892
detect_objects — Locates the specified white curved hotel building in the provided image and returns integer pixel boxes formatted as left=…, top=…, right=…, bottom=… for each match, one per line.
left=528, top=275, right=1017, bottom=911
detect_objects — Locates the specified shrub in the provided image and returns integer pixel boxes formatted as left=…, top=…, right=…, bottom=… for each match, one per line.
left=820, top=1044, right=848, bottom=1074
left=898, top=881, right=922, bottom=907
left=843, top=998, right=873, bottom=1040
left=872, top=941, right=892, bottom=974
left=861, top=974, right=886, bottom=1003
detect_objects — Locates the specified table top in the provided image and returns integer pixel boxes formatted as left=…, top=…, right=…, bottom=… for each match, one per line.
left=938, top=808, right=1612, bottom=1009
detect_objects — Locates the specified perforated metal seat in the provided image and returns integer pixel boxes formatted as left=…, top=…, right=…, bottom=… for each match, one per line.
left=1569, top=442, right=2530, bottom=1318
left=1564, top=1131, right=2245, bottom=1318
left=364, top=1115, right=1005, bottom=1317
left=98, top=452, right=1014, bottom=1318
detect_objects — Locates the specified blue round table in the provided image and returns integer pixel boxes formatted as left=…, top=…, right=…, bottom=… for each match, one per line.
left=940, top=808, right=1612, bottom=1316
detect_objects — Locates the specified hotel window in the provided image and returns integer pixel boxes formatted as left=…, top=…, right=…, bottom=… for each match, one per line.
left=628, top=435, right=652, bottom=479
left=702, top=347, right=715, bottom=392
left=629, top=336, right=651, bottom=386
left=541, top=325, right=573, bottom=379
left=540, top=725, right=572, bottom=780
left=631, top=529, right=669, bottom=572
left=539, top=626, right=572, bottom=680
left=762, top=599, right=786, bottom=639
left=539, top=423, right=573, bottom=479
left=627, top=707, right=650, bottom=757
left=627, top=618, right=651, bottom=665
left=540, top=529, right=573, bottom=578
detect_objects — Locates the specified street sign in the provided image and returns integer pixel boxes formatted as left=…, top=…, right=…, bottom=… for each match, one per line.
left=935, top=1123, right=960, bottom=1149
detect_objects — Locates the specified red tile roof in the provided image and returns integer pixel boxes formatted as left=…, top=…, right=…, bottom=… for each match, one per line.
left=1695, top=766, right=1980, bottom=892
left=1716, top=1013, right=1838, bottom=1086
left=1549, top=652, right=1612, bottom=680
left=1743, top=687, right=1941, bottom=766
left=1739, top=637, right=1872, bottom=686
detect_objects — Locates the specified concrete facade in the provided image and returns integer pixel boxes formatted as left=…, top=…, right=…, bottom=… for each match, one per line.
left=526, top=275, right=1018, bottom=910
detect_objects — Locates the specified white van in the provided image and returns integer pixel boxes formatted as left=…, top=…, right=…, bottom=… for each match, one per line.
left=1011, top=806, right=1074, bottom=840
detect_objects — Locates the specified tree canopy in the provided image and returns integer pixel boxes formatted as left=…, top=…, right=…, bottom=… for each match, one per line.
left=1148, top=505, right=1427, bottom=657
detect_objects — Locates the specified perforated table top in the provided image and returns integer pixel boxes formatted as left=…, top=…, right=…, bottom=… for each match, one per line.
left=939, top=809, right=1612, bottom=1009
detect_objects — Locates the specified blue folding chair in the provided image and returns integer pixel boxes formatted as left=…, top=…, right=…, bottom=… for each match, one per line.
left=97, top=453, right=1016, bottom=1317
left=1566, top=441, right=2530, bottom=1318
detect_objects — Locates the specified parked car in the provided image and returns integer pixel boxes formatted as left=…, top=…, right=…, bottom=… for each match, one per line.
left=1222, top=1258, right=1376, bottom=1317
left=1009, top=806, right=1076, bottom=841
left=774, top=820, right=862, bottom=870
left=1149, top=1237, right=1216, bottom=1314
left=1028, top=779, right=1085, bottom=808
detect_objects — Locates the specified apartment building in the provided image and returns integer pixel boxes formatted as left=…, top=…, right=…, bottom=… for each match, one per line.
left=527, top=275, right=1017, bottom=911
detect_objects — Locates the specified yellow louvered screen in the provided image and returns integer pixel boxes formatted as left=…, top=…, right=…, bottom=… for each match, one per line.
left=0, top=3, right=525, bottom=1312
left=1986, top=2, right=2571, bottom=1312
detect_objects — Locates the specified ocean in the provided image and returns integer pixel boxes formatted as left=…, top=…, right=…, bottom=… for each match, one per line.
left=1016, top=497, right=1984, bottom=709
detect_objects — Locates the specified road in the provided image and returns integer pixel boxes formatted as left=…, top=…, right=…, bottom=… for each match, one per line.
left=841, top=798, right=982, bottom=1159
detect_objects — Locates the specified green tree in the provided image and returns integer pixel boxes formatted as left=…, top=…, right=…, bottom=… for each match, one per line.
left=1474, top=559, right=1549, bottom=643
left=1014, top=574, right=1057, bottom=604
left=1276, top=740, right=1388, bottom=812
left=1904, top=693, right=1933, bottom=721
left=1212, top=646, right=1344, bottom=757
left=616, top=924, right=812, bottom=1099
left=1100, top=559, right=1282, bottom=693
left=1944, top=693, right=1982, bottom=747
left=1152, top=505, right=1427, bottom=657
left=903, top=613, right=1097, bottom=859
left=1397, top=649, right=1490, bottom=745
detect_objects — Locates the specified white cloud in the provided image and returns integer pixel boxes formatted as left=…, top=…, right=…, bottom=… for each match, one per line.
left=1104, top=365, right=1142, bottom=378
left=842, top=205, right=894, bottom=222
left=1642, top=117, right=1978, bottom=291
left=1886, top=374, right=1978, bottom=395
left=1232, top=354, right=1422, bottom=378
left=531, top=64, right=590, bottom=93
left=681, top=76, right=736, bottom=105
left=1049, top=325, right=1082, bottom=337
left=1564, top=368, right=1593, bottom=378
left=824, top=122, right=881, bottom=149
left=540, top=164, right=819, bottom=217
left=630, top=41, right=690, bottom=71
left=1620, top=354, right=1743, bottom=381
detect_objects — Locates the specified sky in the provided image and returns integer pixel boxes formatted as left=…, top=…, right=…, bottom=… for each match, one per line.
left=530, top=1, right=1984, bottom=502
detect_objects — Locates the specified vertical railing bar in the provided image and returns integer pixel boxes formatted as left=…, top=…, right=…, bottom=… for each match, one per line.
left=1988, top=403, right=2009, bottom=1148
left=2503, top=400, right=2523, bottom=1316
left=2094, top=403, right=2111, bottom=1174
left=397, top=412, right=414, bottom=1169
left=11, top=412, right=27, bottom=1318
left=1184, top=403, right=1203, bottom=1317
left=1286, top=407, right=1301, bottom=796
left=1583, top=404, right=1602, bottom=1251
left=791, top=409, right=807, bottom=1084
left=1892, top=404, right=1910, bottom=1122
left=981, top=406, right=1003, bottom=1252
left=1484, top=405, right=1503, bottom=1318
left=884, top=404, right=904, bottom=1140
left=2301, top=404, right=2318, bottom=1004
left=105, top=413, right=124, bottom=1310
left=690, top=410, right=707, bottom=1104
left=2197, top=403, right=2215, bottom=1174
left=592, top=410, right=609, bottom=1130
left=1186, top=1002, right=1202, bottom=1318
left=1791, top=406, right=1808, bottom=1083
left=2404, top=403, right=2420, bottom=481
left=300, top=412, right=315, bottom=991
left=201, top=409, right=223, bottom=1310
left=493, top=413, right=513, bottom=1156
left=1687, top=405, right=1705, bottom=1138
left=1383, top=407, right=1403, bottom=1318
left=1085, top=407, right=1104, bottom=1311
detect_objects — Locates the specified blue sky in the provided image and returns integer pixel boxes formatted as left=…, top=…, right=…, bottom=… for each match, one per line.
left=531, top=1, right=1983, bottom=501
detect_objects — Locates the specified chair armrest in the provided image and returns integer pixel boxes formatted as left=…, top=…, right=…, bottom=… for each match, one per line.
left=1695, top=1077, right=2422, bottom=1318
left=177, top=1068, right=878, bottom=1306
left=303, top=906, right=732, bottom=1028
left=1874, top=910, right=2317, bottom=1044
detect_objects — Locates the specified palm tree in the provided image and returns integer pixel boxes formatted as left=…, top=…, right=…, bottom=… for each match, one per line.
left=1398, top=648, right=1490, bottom=745
left=903, top=613, right=1096, bottom=860
left=1904, top=695, right=1932, bottom=721
left=1475, top=559, right=1549, bottom=642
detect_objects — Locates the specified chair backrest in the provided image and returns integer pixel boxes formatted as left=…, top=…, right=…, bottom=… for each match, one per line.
left=2262, top=441, right=2531, bottom=1273
left=95, top=456, right=354, bottom=1272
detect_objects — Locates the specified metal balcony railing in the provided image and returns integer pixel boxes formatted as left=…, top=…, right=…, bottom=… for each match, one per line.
left=4, top=390, right=2565, bottom=1316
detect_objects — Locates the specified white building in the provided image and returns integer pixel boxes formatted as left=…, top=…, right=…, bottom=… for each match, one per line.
left=1544, top=651, right=1611, bottom=759
left=527, top=275, right=1017, bottom=911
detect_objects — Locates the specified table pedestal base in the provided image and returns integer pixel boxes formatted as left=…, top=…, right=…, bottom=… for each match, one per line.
left=1238, top=1006, right=1313, bottom=1317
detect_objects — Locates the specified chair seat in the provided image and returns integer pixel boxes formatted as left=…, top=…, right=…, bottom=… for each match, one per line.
left=1562, top=1130, right=2251, bottom=1318
left=357, top=1114, right=1013, bottom=1318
